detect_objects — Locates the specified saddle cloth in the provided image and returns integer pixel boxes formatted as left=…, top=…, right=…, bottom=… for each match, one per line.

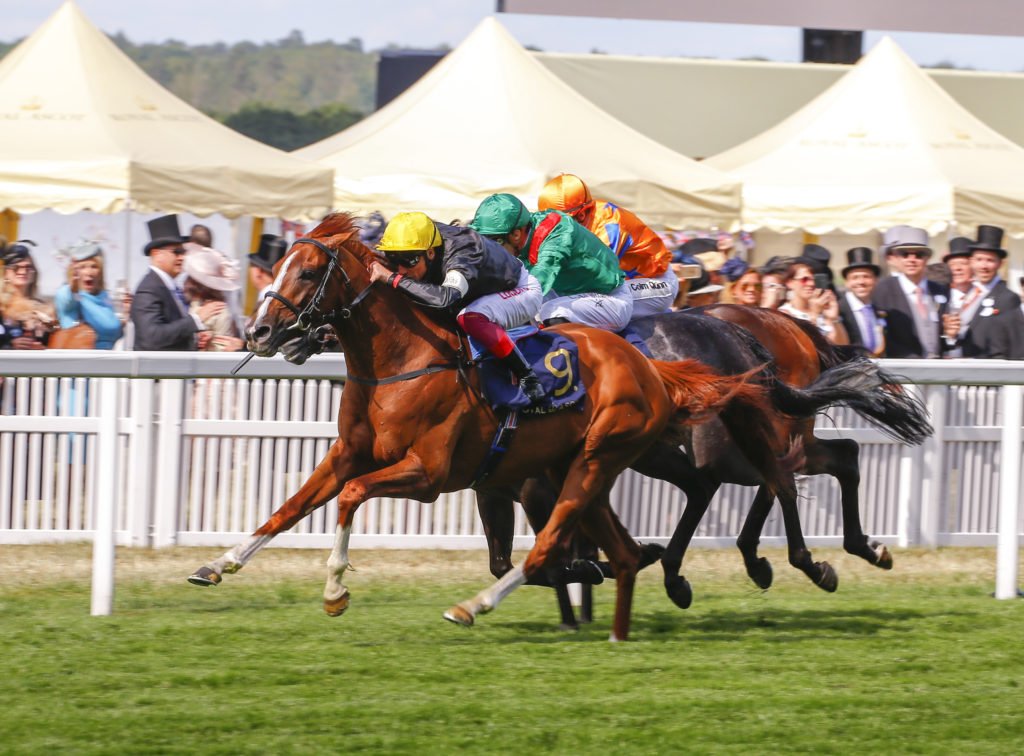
left=469, top=326, right=586, bottom=413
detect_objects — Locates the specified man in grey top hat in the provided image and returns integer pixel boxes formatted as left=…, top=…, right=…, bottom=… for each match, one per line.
left=942, top=225, right=1024, bottom=359
left=871, top=225, right=948, bottom=358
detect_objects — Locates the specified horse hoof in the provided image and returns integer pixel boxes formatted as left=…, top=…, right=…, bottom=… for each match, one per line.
left=815, top=562, right=839, bottom=593
left=638, top=542, right=666, bottom=569
left=187, top=567, right=221, bottom=587
left=323, top=590, right=350, bottom=617
left=871, top=541, right=894, bottom=570
left=443, top=604, right=475, bottom=627
left=568, top=559, right=605, bottom=585
left=747, top=557, right=773, bottom=590
left=665, top=576, right=693, bottom=609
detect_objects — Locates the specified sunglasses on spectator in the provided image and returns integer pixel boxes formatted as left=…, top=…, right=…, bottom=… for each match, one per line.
left=735, top=283, right=762, bottom=291
left=896, top=249, right=930, bottom=260
left=794, top=275, right=815, bottom=284
left=9, top=263, right=35, bottom=273
left=384, top=252, right=424, bottom=269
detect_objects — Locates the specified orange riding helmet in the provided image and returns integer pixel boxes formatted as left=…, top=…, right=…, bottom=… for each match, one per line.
left=538, top=173, right=594, bottom=221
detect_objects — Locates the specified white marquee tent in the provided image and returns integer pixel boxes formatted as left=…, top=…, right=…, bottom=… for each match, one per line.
left=0, top=1, right=333, bottom=220
left=707, top=37, right=1024, bottom=237
left=296, top=17, right=740, bottom=229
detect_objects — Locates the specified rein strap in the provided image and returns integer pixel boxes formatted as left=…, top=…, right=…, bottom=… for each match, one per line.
left=346, top=361, right=461, bottom=386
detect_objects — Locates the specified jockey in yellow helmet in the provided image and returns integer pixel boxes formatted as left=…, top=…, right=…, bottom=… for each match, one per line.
left=369, top=212, right=545, bottom=402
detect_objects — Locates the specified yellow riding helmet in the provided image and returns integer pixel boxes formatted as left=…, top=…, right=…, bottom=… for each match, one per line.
left=376, top=212, right=442, bottom=253
left=537, top=173, right=593, bottom=217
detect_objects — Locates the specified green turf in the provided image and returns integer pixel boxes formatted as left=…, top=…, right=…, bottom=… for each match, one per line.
left=0, top=545, right=1021, bottom=754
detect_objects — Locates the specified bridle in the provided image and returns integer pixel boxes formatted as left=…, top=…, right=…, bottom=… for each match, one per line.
left=265, top=236, right=372, bottom=338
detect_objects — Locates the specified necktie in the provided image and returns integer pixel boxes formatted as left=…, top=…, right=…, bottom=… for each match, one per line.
left=174, top=286, right=189, bottom=313
left=861, top=306, right=877, bottom=352
left=914, top=286, right=928, bottom=320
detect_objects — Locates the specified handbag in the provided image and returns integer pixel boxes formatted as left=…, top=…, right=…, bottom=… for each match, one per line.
left=49, top=322, right=97, bottom=349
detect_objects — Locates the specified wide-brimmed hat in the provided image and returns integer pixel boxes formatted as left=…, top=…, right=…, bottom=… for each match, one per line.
left=942, top=236, right=974, bottom=263
left=842, top=247, right=880, bottom=278
left=801, top=243, right=832, bottom=274
left=183, top=243, right=240, bottom=291
left=673, top=237, right=716, bottom=263
left=2, top=239, right=36, bottom=265
left=883, top=225, right=932, bottom=254
left=248, top=233, right=288, bottom=274
left=968, top=225, right=1007, bottom=259
left=144, top=214, right=187, bottom=256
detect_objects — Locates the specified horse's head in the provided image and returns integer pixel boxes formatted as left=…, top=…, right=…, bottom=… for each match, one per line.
left=247, top=213, right=373, bottom=364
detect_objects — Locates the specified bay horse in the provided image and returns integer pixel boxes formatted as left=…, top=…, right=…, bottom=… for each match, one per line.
left=476, top=305, right=931, bottom=623
left=186, top=213, right=777, bottom=641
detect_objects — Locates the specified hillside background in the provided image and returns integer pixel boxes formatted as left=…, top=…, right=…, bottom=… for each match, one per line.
left=0, top=31, right=442, bottom=150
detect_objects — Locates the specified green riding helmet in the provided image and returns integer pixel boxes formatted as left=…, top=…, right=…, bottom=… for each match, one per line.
left=469, top=193, right=532, bottom=236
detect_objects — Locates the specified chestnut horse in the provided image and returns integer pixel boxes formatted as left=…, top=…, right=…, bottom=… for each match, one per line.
left=476, top=305, right=931, bottom=624
left=186, top=214, right=775, bottom=641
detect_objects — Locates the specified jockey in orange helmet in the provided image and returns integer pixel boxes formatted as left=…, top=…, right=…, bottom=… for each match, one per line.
left=538, top=174, right=677, bottom=319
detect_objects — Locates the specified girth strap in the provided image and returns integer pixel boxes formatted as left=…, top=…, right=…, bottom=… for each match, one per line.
left=470, top=409, right=520, bottom=489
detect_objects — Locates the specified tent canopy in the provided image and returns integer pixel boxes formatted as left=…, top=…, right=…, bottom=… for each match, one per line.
left=707, top=37, right=1024, bottom=236
left=296, top=17, right=740, bottom=229
left=0, top=1, right=333, bottom=219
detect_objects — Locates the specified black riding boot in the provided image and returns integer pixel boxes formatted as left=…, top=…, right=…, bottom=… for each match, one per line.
left=501, top=346, right=546, bottom=404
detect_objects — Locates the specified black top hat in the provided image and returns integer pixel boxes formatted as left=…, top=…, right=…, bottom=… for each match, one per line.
left=675, top=237, right=717, bottom=258
left=248, top=234, right=289, bottom=273
left=968, top=225, right=1007, bottom=259
left=144, top=214, right=187, bottom=256
left=942, top=236, right=974, bottom=263
left=800, top=244, right=832, bottom=274
left=842, top=247, right=880, bottom=278
left=2, top=239, right=36, bottom=265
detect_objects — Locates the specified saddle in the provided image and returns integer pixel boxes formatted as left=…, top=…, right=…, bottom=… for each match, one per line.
left=468, top=325, right=586, bottom=414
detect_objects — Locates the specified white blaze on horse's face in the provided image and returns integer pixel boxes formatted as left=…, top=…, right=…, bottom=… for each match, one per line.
left=254, top=248, right=299, bottom=325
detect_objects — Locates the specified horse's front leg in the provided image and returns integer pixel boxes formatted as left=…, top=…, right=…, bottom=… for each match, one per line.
left=188, top=439, right=355, bottom=586
left=323, top=454, right=436, bottom=616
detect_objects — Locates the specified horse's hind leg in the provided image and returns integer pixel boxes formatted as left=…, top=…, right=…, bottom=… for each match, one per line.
left=778, top=483, right=838, bottom=593
left=807, top=437, right=892, bottom=569
left=736, top=485, right=776, bottom=590
left=631, top=444, right=714, bottom=610
left=188, top=439, right=353, bottom=586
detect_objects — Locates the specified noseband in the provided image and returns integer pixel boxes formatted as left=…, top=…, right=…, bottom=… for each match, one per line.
left=265, top=236, right=372, bottom=336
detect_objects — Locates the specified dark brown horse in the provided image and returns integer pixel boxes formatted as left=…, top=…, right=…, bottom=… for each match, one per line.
left=476, top=305, right=931, bottom=624
left=186, top=214, right=775, bottom=641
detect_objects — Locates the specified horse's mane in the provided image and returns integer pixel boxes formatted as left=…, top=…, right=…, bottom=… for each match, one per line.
left=308, top=212, right=377, bottom=268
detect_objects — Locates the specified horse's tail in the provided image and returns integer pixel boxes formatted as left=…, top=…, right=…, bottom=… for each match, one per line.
left=835, top=365, right=933, bottom=446
left=651, top=359, right=768, bottom=426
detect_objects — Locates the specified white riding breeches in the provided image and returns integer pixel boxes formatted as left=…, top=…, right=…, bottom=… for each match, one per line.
left=459, top=268, right=542, bottom=329
left=626, top=266, right=678, bottom=319
left=538, top=281, right=634, bottom=332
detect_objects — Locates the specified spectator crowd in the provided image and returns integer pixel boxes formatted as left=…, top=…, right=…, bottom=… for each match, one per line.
left=1, top=204, right=1022, bottom=363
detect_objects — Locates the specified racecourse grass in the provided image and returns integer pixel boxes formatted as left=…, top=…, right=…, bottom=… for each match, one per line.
left=1, top=545, right=1022, bottom=754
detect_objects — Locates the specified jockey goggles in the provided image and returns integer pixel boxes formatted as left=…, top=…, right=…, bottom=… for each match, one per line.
left=383, top=252, right=424, bottom=269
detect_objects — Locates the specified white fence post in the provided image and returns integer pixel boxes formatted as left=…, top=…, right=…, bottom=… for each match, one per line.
left=126, top=379, right=155, bottom=547
left=918, top=384, right=947, bottom=548
left=90, top=377, right=120, bottom=616
left=152, top=380, right=185, bottom=548
left=996, top=384, right=1022, bottom=599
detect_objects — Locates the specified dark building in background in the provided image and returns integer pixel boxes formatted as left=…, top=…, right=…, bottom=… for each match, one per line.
left=802, top=29, right=864, bottom=64
left=376, top=49, right=446, bottom=110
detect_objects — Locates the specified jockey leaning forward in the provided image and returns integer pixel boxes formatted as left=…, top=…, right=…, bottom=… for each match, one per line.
left=469, top=193, right=634, bottom=330
left=538, top=173, right=677, bottom=318
left=368, top=211, right=546, bottom=402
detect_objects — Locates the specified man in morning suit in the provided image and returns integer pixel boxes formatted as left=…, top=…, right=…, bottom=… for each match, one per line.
left=837, top=247, right=885, bottom=356
left=941, top=225, right=1024, bottom=359
left=130, top=214, right=224, bottom=351
left=870, top=226, right=948, bottom=358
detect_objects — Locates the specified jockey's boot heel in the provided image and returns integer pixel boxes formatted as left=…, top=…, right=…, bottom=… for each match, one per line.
left=503, top=346, right=546, bottom=404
